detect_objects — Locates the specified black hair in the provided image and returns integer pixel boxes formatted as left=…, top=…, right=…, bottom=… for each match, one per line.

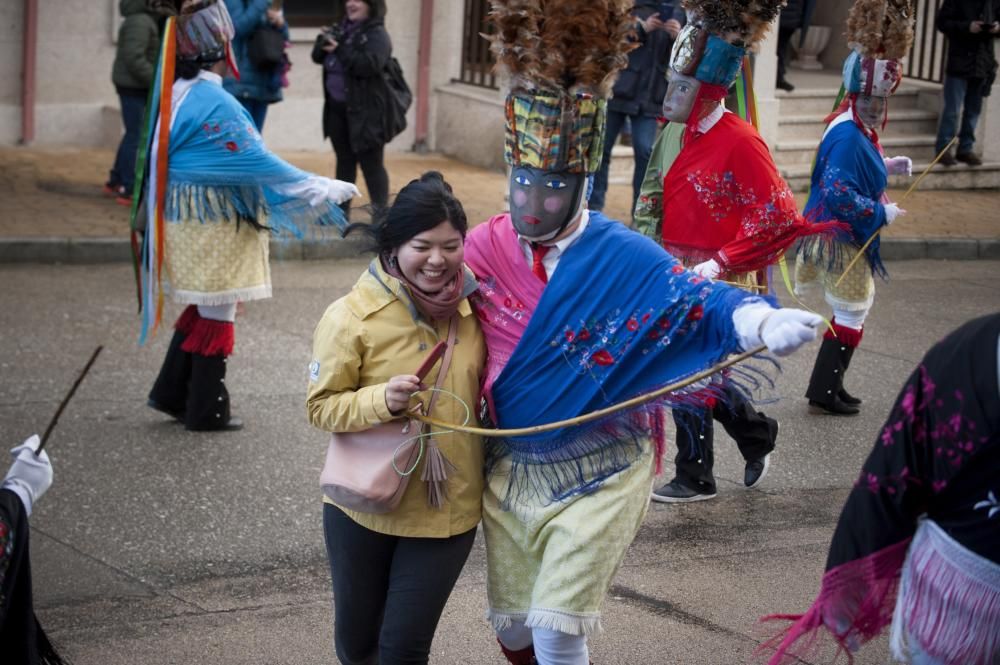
left=331, top=0, right=387, bottom=22
left=174, top=56, right=224, bottom=80
left=344, top=171, right=468, bottom=255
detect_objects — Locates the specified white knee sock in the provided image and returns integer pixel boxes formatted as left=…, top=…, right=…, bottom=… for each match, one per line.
left=197, top=303, right=237, bottom=323
left=496, top=620, right=534, bottom=651
left=531, top=627, right=589, bottom=665
left=831, top=306, right=868, bottom=331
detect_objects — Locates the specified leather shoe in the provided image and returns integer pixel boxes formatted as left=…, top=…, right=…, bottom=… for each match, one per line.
left=744, top=453, right=771, bottom=488
left=186, top=416, right=244, bottom=432
left=776, top=78, right=795, bottom=92
left=651, top=479, right=716, bottom=503
left=808, top=398, right=860, bottom=416
left=147, top=398, right=184, bottom=423
left=956, top=151, right=982, bottom=166
left=938, top=152, right=957, bottom=167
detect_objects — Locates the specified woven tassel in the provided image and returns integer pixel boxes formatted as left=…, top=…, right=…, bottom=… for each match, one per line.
left=421, top=437, right=456, bottom=509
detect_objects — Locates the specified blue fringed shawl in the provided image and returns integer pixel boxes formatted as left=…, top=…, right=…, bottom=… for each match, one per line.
left=802, top=119, right=890, bottom=278
left=468, top=213, right=767, bottom=508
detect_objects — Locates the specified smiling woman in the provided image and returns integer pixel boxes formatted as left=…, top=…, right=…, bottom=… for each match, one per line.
left=306, top=170, right=487, bottom=665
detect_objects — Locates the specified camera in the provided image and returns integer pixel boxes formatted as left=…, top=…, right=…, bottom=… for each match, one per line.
left=323, top=25, right=343, bottom=43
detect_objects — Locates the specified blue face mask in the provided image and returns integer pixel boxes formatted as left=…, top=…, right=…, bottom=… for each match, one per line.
left=508, top=166, right=586, bottom=242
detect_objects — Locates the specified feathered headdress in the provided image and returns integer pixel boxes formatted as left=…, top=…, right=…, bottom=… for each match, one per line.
left=486, top=0, right=635, bottom=173
left=842, top=0, right=915, bottom=97
left=670, top=0, right=785, bottom=88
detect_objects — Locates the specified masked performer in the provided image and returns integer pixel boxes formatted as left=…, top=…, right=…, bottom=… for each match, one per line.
left=136, top=0, right=358, bottom=432
left=1, top=435, right=65, bottom=665
left=632, top=1, right=843, bottom=503
left=761, top=313, right=1000, bottom=665
left=795, top=0, right=915, bottom=416
left=466, top=3, right=824, bottom=663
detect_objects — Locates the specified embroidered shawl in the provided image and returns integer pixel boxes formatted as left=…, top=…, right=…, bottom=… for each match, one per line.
left=657, top=113, right=840, bottom=275
left=800, top=116, right=891, bottom=279
left=465, top=212, right=767, bottom=508
left=760, top=313, right=1000, bottom=665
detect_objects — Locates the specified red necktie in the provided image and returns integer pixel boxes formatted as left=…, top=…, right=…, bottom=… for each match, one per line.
left=530, top=243, right=550, bottom=283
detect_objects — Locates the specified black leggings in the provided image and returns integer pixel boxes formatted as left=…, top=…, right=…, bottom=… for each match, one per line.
left=323, top=503, right=477, bottom=665
left=326, top=100, right=389, bottom=213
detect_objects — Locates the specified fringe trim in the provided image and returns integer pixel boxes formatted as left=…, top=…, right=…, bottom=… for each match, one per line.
left=889, top=520, right=1000, bottom=665
left=797, top=234, right=887, bottom=282
left=526, top=608, right=603, bottom=636
left=165, top=182, right=347, bottom=240
left=757, top=538, right=911, bottom=665
left=180, top=316, right=235, bottom=357
left=174, top=304, right=199, bottom=334
left=487, top=358, right=779, bottom=509
left=488, top=609, right=529, bottom=633
left=824, top=320, right=864, bottom=348
left=172, top=284, right=271, bottom=306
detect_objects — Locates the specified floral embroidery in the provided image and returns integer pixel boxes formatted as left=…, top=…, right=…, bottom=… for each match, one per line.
left=202, top=117, right=258, bottom=155
left=686, top=170, right=756, bottom=225
left=817, top=164, right=877, bottom=223
left=859, top=365, right=989, bottom=495
left=973, top=490, right=1000, bottom=519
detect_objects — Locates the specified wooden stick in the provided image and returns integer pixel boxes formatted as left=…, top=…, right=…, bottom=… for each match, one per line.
left=834, top=137, right=958, bottom=287
left=413, top=345, right=768, bottom=437
left=715, top=279, right=767, bottom=291
left=37, top=346, right=103, bottom=455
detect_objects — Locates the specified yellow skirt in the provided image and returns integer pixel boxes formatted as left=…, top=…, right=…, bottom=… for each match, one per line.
left=483, top=444, right=655, bottom=636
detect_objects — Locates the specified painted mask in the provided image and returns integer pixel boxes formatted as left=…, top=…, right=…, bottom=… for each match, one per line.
left=509, top=166, right=586, bottom=241
left=854, top=94, right=886, bottom=130
left=662, top=71, right=702, bottom=124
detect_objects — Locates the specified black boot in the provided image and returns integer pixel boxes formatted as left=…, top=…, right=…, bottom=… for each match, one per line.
left=185, top=353, right=243, bottom=431
left=806, top=338, right=860, bottom=416
left=148, top=330, right=192, bottom=422
left=837, top=345, right=862, bottom=405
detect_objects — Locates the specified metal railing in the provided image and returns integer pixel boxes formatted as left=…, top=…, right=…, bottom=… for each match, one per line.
left=458, top=0, right=498, bottom=90
left=906, top=0, right=946, bottom=83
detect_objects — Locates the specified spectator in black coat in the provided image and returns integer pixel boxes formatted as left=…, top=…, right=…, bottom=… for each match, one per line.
left=589, top=1, right=684, bottom=218
left=312, top=0, right=393, bottom=216
left=935, top=0, right=1000, bottom=166
left=776, top=0, right=804, bottom=92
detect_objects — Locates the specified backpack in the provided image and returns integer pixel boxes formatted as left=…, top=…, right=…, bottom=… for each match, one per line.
left=383, top=57, right=412, bottom=140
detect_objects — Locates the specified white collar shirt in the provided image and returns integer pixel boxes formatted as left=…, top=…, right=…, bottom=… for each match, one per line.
left=517, top=209, right=591, bottom=281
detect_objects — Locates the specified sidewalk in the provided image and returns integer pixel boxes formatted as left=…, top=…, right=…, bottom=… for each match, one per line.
left=1, top=146, right=997, bottom=262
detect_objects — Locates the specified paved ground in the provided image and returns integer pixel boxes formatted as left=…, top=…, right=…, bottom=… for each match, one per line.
left=1, top=146, right=999, bottom=249
left=2, top=256, right=998, bottom=665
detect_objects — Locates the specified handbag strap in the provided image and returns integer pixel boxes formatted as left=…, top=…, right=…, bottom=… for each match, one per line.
left=421, top=315, right=459, bottom=417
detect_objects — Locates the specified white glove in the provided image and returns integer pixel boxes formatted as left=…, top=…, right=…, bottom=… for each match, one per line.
left=691, top=258, right=722, bottom=279
left=2, top=435, right=53, bottom=517
left=318, top=178, right=361, bottom=207
left=884, top=202, right=905, bottom=225
left=733, top=301, right=822, bottom=357
left=884, top=156, right=912, bottom=176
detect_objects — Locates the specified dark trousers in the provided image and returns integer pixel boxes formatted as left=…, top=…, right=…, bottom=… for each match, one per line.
left=110, top=92, right=147, bottom=191
left=936, top=76, right=985, bottom=155
left=672, top=387, right=777, bottom=493
left=323, top=503, right=477, bottom=665
left=776, top=26, right=795, bottom=83
left=236, top=97, right=269, bottom=131
left=326, top=100, right=389, bottom=213
left=589, top=111, right=658, bottom=214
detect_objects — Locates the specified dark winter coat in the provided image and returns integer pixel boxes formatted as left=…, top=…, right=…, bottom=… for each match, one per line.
left=223, top=0, right=289, bottom=104
left=608, top=1, right=685, bottom=117
left=936, top=0, right=1000, bottom=80
left=112, top=0, right=160, bottom=94
left=311, top=17, right=394, bottom=153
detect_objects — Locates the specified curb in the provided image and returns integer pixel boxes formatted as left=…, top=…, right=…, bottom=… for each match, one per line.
left=0, top=236, right=370, bottom=264
left=0, top=236, right=997, bottom=265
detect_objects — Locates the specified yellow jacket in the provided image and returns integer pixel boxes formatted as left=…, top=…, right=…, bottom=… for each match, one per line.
left=307, top=260, right=485, bottom=538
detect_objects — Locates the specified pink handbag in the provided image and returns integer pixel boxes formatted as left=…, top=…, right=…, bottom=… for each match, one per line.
left=320, top=317, right=458, bottom=514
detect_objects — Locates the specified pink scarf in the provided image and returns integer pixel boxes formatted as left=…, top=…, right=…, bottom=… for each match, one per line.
left=464, top=214, right=544, bottom=405
left=381, top=254, right=464, bottom=322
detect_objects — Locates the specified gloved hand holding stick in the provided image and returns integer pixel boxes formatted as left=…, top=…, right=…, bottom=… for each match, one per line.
left=36, top=345, right=103, bottom=456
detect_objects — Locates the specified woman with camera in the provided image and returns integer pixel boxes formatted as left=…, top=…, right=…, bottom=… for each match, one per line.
left=312, top=0, right=394, bottom=217
left=307, top=172, right=485, bottom=665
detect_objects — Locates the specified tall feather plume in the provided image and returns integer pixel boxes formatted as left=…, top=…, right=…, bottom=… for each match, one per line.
left=846, top=0, right=915, bottom=58
left=486, top=0, right=635, bottom=97
left=682, top=0, right=785, bottom=47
